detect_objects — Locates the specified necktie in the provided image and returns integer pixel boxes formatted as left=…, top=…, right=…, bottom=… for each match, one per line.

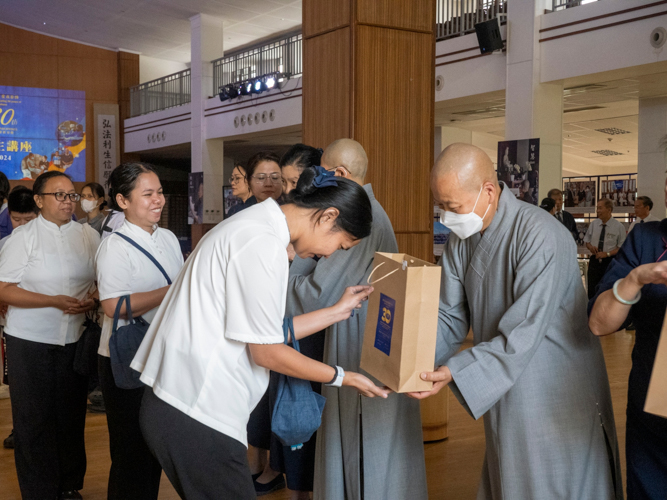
left=598, top=224, right=606, bottom=253
left=640, top=219, right=644, bottom=224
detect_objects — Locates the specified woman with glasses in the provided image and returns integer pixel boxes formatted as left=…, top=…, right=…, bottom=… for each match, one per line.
left=0, top=171, right=100, bottom=500
left=589, top=177, right=667, bottom=500
left=227, top=163, right=251, bottom=217
left=228, top=153, right=282, bottom=217
left=78, top=182, right=107, bottom=234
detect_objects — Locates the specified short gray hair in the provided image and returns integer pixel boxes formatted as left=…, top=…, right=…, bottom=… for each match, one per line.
left=600, top=198, right=614, bottom=211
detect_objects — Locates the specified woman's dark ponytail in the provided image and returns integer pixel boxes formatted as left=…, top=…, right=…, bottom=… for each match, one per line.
left=288, top=166, right=372, bottom=240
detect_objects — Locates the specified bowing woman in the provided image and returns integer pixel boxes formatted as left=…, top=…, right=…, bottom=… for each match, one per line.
left=589, top=181, right=667, bottom=500
left=131, top=166, right=389, bottom=499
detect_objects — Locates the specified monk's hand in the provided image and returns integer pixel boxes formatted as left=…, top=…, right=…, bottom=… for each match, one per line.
left=406, top=366, right=452, bottom=400
left=342, top=371, right=390, bottom=399
left=595, top=251, right=607, bottom=259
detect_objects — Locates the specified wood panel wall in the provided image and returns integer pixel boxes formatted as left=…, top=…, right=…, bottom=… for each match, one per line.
left=303, top=0, right=435, bottom=262
left=0, top=24, right=138, bottom=190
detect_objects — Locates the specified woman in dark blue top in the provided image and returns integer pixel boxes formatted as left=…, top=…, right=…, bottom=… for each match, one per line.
left=589, top=219, right=667, bottom=500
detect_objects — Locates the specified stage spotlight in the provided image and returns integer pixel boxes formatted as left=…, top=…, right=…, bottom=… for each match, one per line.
left=240, top=81, right=251, bottom=96
left=252, top=78, right=267, bottom=94
left=265, top=75, right=276, bottom=89
left=218, top=87, right=230, bottom=102
left=227, top=84, right=239, bottom=99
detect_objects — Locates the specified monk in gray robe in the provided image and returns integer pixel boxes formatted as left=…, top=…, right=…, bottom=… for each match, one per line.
left=286, top=139, right=428, bottom=500
left=411, top=143, right=622, bottom=500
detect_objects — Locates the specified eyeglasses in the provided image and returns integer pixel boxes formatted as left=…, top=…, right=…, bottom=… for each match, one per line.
left=41, top=192, right=81, bottom=202
left=251, top=173, right=282, bottom=184
left=229, top=175, right=246, bottom=184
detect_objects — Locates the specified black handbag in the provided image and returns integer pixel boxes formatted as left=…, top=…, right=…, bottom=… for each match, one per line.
left=271, top=318, right=326, bottom=448
left=108, top=233, right=172, bottom=390
left=73, top=309, right=102, bottom=377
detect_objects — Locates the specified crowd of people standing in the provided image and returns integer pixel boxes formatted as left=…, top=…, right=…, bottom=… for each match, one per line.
left=0, top=140, right=664, bottom=500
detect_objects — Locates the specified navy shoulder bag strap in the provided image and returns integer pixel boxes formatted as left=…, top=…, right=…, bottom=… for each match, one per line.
left=114, top=232, right=172, bottom=285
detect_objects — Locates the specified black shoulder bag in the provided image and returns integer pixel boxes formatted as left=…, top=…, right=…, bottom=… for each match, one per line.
left=108, top=233, right=172, bottom=389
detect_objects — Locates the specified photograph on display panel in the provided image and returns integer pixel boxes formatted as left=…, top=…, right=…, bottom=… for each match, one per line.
left=223, top=185, right=242, bottom=219
left=188, top=172, right=204, bottom=225
left=600, top=179, right=636, bottom=209
left=564, top=181, right=596, bottom=210
left=497, top=138, right=540, bottom=205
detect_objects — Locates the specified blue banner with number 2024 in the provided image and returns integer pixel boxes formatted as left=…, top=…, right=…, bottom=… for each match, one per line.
left=374, top=293, right=395, bottom=356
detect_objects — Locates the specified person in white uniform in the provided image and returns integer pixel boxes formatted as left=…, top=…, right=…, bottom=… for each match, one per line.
left=95, top=163, right=184, bottom=500
left=0, top=171, right=100, bottom=500
left=629, top=195, right=661, bottom=232
left=131, top=166, right=390, bottom=499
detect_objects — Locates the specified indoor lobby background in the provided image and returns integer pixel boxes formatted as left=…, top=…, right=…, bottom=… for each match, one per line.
left=1, top=0, right=666, bottom=498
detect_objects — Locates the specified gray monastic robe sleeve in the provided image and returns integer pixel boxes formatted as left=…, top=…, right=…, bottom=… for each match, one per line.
left=434, top=249, right=471, bottom=365
left=445, top=228, right=563, bottom=420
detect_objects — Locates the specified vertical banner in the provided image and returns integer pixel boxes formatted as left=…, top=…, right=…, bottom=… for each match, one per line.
left=188, top=172, right=204, bottom=225
left=497, top=138, right=540, bottom=205
left=93, top=103, right=120, bottom=186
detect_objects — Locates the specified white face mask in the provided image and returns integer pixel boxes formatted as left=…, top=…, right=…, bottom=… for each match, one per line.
left=81, top=199, right=98, bottom=213
left=439, top=185, right=491, bottom=240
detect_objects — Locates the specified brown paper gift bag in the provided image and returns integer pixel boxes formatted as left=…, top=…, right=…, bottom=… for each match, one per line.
left=360, top=252, right=441, bottom=393
left=644, top=309, right=667, bottom=418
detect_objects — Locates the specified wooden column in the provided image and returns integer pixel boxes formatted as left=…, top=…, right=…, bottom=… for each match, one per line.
left=117, top=51, right=140, bottom=163
left=303, top=0, right=448, bottom=441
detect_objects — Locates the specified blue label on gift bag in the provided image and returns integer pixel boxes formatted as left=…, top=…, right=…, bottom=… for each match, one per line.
left=374, top=293, right=395, bottom=356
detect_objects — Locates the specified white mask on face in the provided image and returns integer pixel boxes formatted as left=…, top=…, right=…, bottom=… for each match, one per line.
left=81, top=199, right=98, bottom=213
left=439, top=185, right=491, bottom=240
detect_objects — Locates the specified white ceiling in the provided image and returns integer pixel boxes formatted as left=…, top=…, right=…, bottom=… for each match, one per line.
left=433, top=75, right=667, bottom=168
left=0, top=0, right=302, bottom=63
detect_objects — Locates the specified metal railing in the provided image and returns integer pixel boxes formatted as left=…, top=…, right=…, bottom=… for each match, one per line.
left=436, top=0, right=507, bottom=40
left=129, top=69, right=191, bottom=117
left=552, top=0, right=600, bottom=12
left=212, top=33, right=302, bottom=94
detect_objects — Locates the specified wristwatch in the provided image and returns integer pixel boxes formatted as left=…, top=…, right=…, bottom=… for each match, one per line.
left=607, top=252, right=610, bottom=258
left=326, top=365, right=345, bottom=387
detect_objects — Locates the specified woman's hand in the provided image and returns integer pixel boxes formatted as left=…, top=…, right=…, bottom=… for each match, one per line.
left=342, top=371, right=390, bottom=398
left=333, top=286, right=374, bottom=322
left=65, top=298, right=97, bottom=315
left=51, top=295, right=83, bottom=312
left=628, top=261, right=667, bottom=288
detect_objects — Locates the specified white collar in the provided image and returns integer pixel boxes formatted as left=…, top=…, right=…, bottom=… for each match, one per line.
left=38, top=213, right=74, bottom=233
left=122, top=219, right=160, bottom=243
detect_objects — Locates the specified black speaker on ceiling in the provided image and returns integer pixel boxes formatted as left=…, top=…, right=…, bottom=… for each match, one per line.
left=474, top=18, right=503, bottom=55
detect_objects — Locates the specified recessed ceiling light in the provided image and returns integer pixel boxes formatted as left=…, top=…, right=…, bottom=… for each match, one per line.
left=43, top=22, right=46, bottom=25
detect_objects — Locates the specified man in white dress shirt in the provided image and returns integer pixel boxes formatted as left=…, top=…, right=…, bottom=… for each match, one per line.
left=628, top=196, right=661, bottom=232
left=584, top=198, right=626, bottom=299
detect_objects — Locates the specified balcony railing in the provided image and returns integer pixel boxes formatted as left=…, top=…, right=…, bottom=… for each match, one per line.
left=436, top=0, right=507, bottom=40
left=129, top=69, right=191, bottom=118
left=212, top=33, right=302, bottom=94
left=552, top=0, right=600, bottom=11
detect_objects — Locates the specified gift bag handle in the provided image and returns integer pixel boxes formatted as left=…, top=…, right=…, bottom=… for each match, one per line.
left=367, top=262, right=400, bottom=285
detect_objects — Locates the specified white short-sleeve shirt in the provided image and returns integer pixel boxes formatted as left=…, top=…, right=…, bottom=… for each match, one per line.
left=131, top=199, right=289, bottom=446
left=583, top=217, right=627, bottom=252
left=628, top=213, right=661, bottom=233
left=0, top=215, right=100, bottom=345
left=95, top=220, right=184, bottom=357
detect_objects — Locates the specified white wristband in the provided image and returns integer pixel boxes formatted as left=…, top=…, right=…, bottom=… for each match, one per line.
left=612, top=279, right=641, bottom=305
left=326, top=365, right=345, bottom=387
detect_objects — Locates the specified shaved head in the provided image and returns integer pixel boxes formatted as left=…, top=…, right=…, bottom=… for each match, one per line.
left=431, top=143, right=501, bottom=233
left=321, top=139, right=368, bottom=181
left=431, top=143, right=498, bottom=193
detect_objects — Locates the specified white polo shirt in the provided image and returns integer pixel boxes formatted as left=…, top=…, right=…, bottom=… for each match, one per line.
left=132, top=199, right=288, bottom=446
left=0, top=215, right=100, bottom=345
left=95, top=219, right=184, bottom=357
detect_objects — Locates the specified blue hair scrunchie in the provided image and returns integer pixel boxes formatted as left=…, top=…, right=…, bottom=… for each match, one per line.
left=312, top=165, right=338, bottom=188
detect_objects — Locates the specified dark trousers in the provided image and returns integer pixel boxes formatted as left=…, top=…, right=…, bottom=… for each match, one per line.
left=6, top=334, right=88, bottom=500
left=140, top=389, right=256, bottom=500
left=587, top=256, right=613, bottom=299
left=98, top=355, right=162, bottom=500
